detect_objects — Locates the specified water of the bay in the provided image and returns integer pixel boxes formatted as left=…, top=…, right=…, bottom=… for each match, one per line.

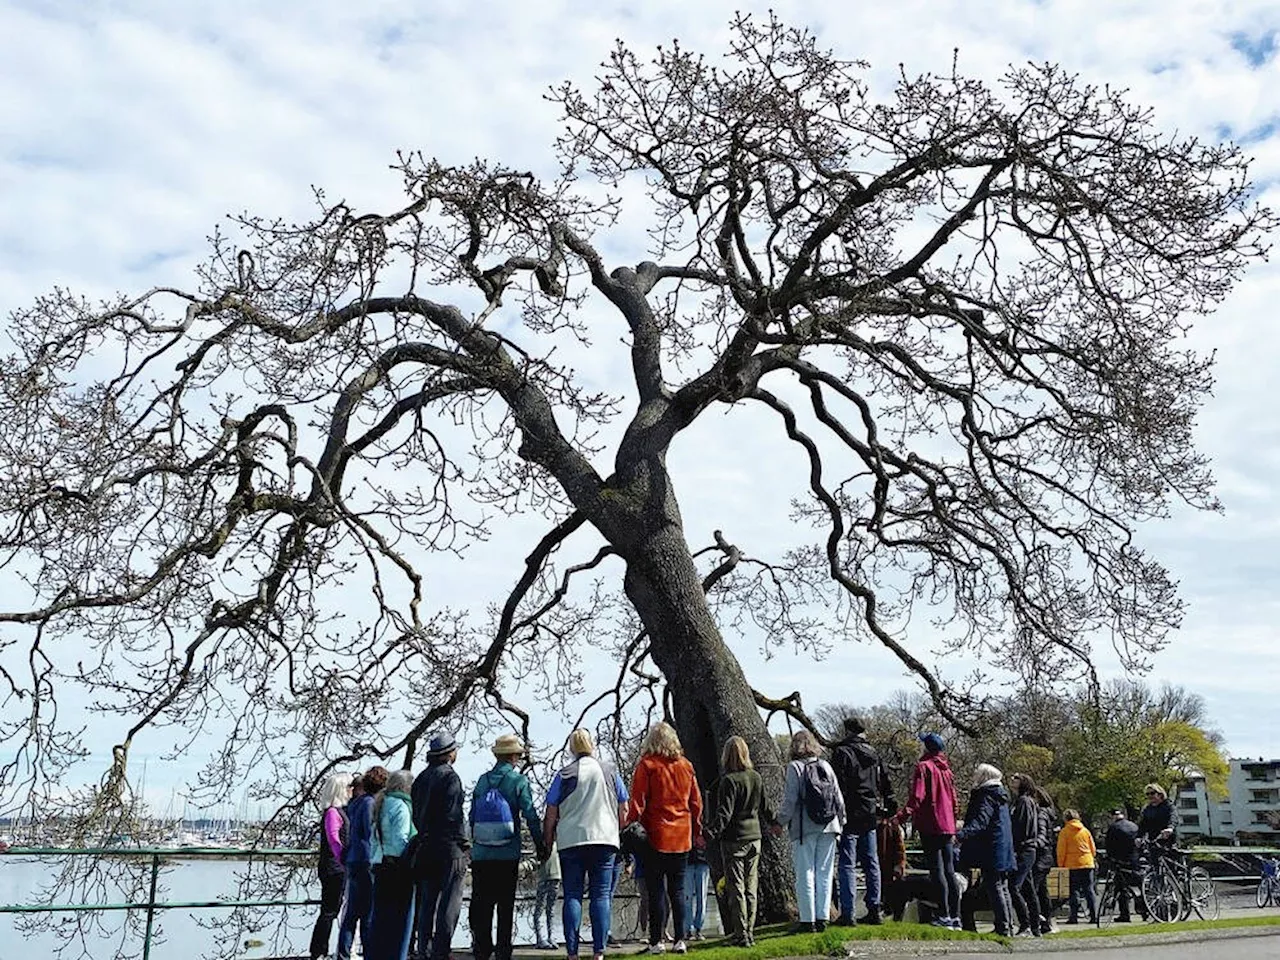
left=0, top=855, right=713, bottom=960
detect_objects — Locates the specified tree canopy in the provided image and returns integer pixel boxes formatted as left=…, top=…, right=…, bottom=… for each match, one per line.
left=0, top=15, right=1271, bottom=867
left=817, top=680, right=1230, bottom=824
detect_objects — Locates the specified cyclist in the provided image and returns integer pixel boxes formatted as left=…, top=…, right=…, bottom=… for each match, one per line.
left=1136, top=784, right=1177, bottom=846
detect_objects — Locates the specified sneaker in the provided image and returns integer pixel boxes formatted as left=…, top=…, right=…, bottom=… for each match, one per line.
left=833, top=916, right=855, bottom=927
left=672, top=942, right=687, bottom=955
left=814, top=920, right=827, bottom=933
left=948, top=919, right=962, bottom=930
left=930, top=917, right=952, bottom=929
left=647, top=946, right=666, bottom=956
left=864, top=907, right=883, bottom=926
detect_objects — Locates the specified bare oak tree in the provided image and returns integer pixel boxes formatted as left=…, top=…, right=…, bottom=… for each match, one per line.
left=0, top=15, right=1271, bottom=921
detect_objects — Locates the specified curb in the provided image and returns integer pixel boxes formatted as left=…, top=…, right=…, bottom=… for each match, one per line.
left=831, top=923, right=1280, bottom=955
left=1014, top=924, right=1280, bottom=951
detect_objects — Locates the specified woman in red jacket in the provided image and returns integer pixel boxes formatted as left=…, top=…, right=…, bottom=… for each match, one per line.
left=895, top=734, right=960, bottom=928
left=627, top=722, right=703, bottom=955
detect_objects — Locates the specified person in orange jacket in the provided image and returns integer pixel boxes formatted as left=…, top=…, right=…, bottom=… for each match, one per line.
left=627, top=722, right=703, bottom=954
left=1055, top=810, right=1097, bottom=924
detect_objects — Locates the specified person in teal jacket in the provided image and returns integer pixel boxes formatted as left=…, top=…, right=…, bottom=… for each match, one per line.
left=370, top=769, right=418, bottom=960
left=470, top=735, right=547, bottom=960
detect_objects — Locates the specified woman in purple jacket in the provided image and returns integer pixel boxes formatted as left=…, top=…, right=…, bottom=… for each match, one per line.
left=310, top=773, right=352, bottom=960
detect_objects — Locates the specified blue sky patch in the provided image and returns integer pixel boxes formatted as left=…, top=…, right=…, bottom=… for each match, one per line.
left=1229, top=29, right=1277, bottom=67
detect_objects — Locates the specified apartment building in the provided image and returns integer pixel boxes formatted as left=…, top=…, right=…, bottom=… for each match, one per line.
left=1176, top=758, right=1280, bottom=842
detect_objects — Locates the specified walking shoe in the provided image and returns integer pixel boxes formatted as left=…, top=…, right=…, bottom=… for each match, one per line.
left=864, top=906, right=883, bottom=926
left=787, top=922, right=814, bottom=934
left=833, top=915, right=855, bottom=927
left=607, top=937, right=622, bottom=947
left=929, top=917, right=951, bottom=928
left=672, top=941, right=687, bottom=954
left=647, top=945, right=666, bottom=955
left=948, top=918, right=962, bottom=930
left=814, top=920, right=827, bottom=933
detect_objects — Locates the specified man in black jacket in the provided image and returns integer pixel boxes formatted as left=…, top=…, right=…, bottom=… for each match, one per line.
left=1104, top=809, right=1142, bottom=922
left=412, top=731, right=470, bottom=960
left=831, top=717, right=894, bottom=925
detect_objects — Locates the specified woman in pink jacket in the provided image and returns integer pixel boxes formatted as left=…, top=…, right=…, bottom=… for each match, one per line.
left=895, top=734, right=960, bottom=928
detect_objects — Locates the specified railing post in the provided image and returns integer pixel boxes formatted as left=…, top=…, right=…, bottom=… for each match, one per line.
left=142, top=851, right=160, bottom=960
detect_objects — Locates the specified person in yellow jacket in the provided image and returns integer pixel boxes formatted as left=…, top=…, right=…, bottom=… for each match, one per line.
left=1055, top=810, right=1098, bottom=924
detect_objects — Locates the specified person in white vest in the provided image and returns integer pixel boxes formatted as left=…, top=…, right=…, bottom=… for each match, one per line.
left=543, top=729, right=630, bottom=960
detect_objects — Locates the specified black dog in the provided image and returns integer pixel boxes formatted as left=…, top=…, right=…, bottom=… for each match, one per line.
left=882, top=870, right=980, bottom=931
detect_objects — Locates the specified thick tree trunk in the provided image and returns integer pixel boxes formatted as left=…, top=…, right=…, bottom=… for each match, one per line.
left=621, top=525, right=796, bottom=922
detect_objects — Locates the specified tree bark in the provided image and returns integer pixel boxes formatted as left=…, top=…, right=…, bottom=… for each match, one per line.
left=620, top=523, right=795, bottom=922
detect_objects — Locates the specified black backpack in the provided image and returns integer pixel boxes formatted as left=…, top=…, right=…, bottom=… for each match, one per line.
left=801, top=759, right=841, bottom=826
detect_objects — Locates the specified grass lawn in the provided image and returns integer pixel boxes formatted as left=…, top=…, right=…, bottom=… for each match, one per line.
left=683, top=922, right=1005, bottom=960
left=1052, top=915, right=1280, bottom=939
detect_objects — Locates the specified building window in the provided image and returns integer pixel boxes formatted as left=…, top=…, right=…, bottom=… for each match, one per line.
left=1183, top=815, right=1200, bottom=827
left=1180, top=798, right=1199, bottom=809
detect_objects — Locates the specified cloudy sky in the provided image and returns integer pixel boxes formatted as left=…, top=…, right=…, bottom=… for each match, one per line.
left=2, top=0, right=1279, bottom=806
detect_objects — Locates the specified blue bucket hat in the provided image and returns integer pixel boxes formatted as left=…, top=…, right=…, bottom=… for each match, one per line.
left=919, top=732, right=945, bottom=754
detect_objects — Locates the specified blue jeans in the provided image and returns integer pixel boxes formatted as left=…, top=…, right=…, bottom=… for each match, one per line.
left=920, top=834, right=960, bottom=921
left=836, top=830, right=882, bottom=919
left=1068, top=868, right=1098, bottom=923
left=559, top=844, right=616, bottom=957
left=336, top=862, right=374, bottom=960
left=683, top=861, right=710, bottom=935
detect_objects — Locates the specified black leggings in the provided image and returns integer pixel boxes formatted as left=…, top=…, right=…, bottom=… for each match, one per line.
left=920, top=834, right=960, bottom=920
left=643, top=850, right=688, bottom=946
left=1034, top=866, right=1053, bottom=929
left=308, top=871, right=344, bottom=960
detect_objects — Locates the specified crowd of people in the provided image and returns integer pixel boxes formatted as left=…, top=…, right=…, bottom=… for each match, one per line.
left=306, top=718, right=1183, bottom=960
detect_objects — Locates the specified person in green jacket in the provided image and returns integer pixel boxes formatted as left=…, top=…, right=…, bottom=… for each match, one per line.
left=470, top=734, right=547, bottom=960
left=704, top=737, right=776, bottom=946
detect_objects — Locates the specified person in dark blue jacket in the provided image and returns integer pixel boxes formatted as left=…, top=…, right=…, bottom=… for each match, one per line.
left=337, top=766, right=389, bottom=960
left=956, top=764, right=1015, bottom=937
left=411, top=732, right=469, bottom=960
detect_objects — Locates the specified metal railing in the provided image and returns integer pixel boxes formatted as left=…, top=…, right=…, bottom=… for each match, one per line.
left=0, top=846, right=645, bottom=960
left=0, top=846, right=316, bottom=960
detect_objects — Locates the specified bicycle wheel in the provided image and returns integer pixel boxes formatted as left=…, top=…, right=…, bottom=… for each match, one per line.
left=1187, top=867, right=1219, bottom=921
left=1096, top=874, right=1119, bottom=929
left=1258, top=879, right=1269, bottom=909
left=1141, top=870, right=1182, bottom=923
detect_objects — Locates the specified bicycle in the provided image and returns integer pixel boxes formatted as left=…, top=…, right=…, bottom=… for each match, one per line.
left=1258, top=860, right=1280, bottom=908
left=1095, top=856, right=1145, bottom=928
left=1142, top=841, right=1218, bottom=922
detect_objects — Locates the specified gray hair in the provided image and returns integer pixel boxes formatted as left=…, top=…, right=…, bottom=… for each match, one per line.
left=317, top=773, right=351, bottom=811
left=388, top=769, right=414, bottom=794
